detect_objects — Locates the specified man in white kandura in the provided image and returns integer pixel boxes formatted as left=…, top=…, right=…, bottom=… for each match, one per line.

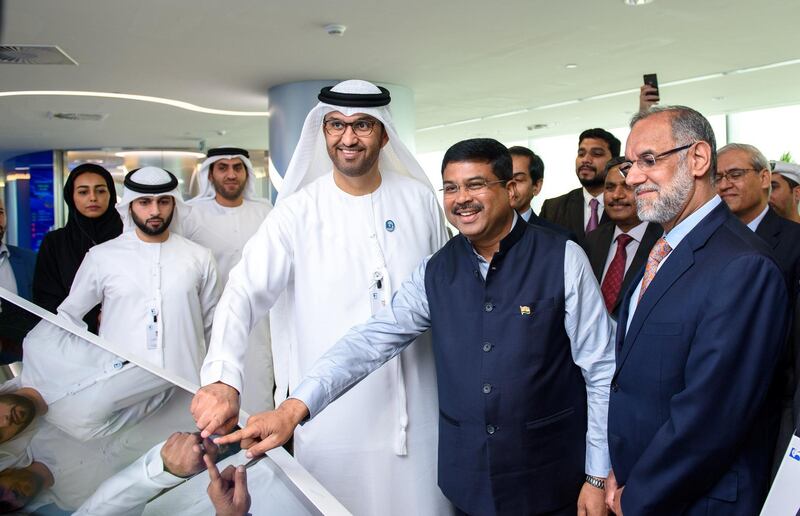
left=58, top=166, right=219, bottom=385
left=191, top=80, right=452, bottom=515
left=184, top=147, right=274, bottom=412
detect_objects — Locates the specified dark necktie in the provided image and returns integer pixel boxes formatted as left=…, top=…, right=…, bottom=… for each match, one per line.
left=601, top=233, right=634, bottom=312
left=586, top=198, right=599, bottom=233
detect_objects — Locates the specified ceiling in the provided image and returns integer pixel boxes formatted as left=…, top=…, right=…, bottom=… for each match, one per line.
left=1, top=0, right=798, bottom=163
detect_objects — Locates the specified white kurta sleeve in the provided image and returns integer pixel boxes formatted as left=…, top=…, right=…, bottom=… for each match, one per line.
left=200, top=207, right=295, bottom=393
left=74, top=441, right=183, bottom=516
left=562, top=240, right=615, bottom=477
left=56, top=250, right=103, bottom=329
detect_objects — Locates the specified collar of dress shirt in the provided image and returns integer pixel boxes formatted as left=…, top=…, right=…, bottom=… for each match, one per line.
left=611, top=220, right=650, bottom=244
left=520, top=207, right=533, bottom=223
left=746, top=204, right=769, bottom=232
left=663, top=195, right=722, bottom=251
left=583, top=188, right=604, bottom=208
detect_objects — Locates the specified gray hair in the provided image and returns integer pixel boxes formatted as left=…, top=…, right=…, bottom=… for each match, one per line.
left=631, top=105, right=718, bottom=185
left=718, top=143, right=770, bottom=172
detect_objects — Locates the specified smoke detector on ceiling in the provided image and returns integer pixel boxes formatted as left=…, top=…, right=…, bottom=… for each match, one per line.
left=47, top=111, right=108, bottom=122
left=324, top=24, right=347, bottom=36
left=0, top=45, right=78, bottom=65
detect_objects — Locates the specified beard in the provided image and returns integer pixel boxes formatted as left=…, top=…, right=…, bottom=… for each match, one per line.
left=328, top=144, right=380, bottom=178
left=578, top=172, right=606, bottom=189
left=211, top=177, right=246, bottom=202
left=635, top=158, right=694, bottom=224
left=132, top=209, right=174, bottom=236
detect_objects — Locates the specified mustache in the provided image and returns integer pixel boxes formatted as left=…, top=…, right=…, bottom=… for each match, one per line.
left=635, top=184, right=660, bottom=196
left=578, top=164, right=597, bottom=172
left=451, top=201, right=483, bottom=215
left=607, top=200, right=633, bottom=207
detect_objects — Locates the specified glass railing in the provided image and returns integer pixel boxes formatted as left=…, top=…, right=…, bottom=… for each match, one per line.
left=0, top=288, right=349, bottom=515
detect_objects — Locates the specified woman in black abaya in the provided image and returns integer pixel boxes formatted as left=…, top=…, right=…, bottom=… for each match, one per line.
left=32, top=163, right=122, bottom=333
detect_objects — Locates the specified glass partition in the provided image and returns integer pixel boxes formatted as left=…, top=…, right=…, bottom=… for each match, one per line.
left=0, top=289, right=348, bottom=515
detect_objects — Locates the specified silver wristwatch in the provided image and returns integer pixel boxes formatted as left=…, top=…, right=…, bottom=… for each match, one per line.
left=585, top=474, right=605, bottom=489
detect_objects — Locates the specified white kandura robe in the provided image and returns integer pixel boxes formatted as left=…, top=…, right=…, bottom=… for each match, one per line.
left=202, top=170, right=451, bottom=516
left=183, top=198, right=274, bottom=412
left=59, top=231, right=219, bottom=385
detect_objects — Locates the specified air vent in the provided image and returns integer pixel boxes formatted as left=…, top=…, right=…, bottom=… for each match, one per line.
left=47, top=111, right=108, bottom=122
left=0, top=45, right=78, bottom=65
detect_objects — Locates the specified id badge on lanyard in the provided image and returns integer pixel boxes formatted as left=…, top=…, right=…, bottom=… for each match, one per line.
left=366, top=196, right=392, bottom=315
left=146, top=306, right=159, bottom=350
left=369, top=267, right=392, bottom=316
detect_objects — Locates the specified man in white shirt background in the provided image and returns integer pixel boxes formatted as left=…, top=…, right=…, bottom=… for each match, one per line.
left=58, top=167, right=219, bottom=386
left=184, top=147, right=274, bottom=413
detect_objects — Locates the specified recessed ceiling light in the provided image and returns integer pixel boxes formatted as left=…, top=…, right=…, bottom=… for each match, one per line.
left=712, top=96, right=725, bottom=101
left=623, top=0, right=654, bottom=5
left=565, top=63, right=578, bottom=69
left=115, top=150, right=206, bottom=159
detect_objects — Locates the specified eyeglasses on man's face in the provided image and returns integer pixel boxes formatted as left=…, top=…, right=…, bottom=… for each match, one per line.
left=714, top=168, right=758, bottom=183
left=323, top=118, right=379, bottom=137
left=619, top=142, right=696, bottom=177
left=440, top=179, right=507, bottom=195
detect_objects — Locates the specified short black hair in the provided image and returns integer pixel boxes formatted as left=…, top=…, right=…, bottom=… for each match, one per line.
left=441, top=138, right=512, bottom=181
left=603, top=156, right=628, bottom=176
left=508, top=146, right=545, bottom=182
left=785, top=177, right=799, bottom=190
left=579, top=128, right=621, bottom=158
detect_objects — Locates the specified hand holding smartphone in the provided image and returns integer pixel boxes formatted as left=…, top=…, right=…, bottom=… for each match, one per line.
left=640, top=73, right=660, bottom=112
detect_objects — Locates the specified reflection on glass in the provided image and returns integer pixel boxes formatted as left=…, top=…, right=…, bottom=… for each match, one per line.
left=0, top=291, right=345, bottom=515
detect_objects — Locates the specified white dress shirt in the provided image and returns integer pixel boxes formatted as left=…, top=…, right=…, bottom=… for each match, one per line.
left=600, top=221, right=651, bottom=283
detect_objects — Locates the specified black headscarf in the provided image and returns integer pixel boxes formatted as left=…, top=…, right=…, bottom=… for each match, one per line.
left=32, top=163, right=122, bottom=331
left=62, top=163, right=123, bottom=258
